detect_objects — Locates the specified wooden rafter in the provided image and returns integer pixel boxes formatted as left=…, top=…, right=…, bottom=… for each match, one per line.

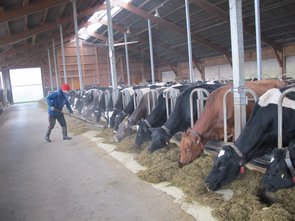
left=0, top=3, right=106, bottom=68
left=0, top=0, right=70, bottom=23
left=0, top=4, right=106, bottom=46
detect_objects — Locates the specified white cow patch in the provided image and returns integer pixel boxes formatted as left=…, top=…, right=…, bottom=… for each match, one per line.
left=218, top=150, right=225, bottom=157
left=258, top=88, right=295, bottom=110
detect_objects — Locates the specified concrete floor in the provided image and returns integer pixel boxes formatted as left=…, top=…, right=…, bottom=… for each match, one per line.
left=0, top=102, right=196, bottom=221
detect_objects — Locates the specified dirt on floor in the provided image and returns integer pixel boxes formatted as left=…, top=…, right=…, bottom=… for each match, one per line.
left=39, top=101, right=295, bottom=221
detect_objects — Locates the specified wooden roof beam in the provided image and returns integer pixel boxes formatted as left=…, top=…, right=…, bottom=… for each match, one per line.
left=0, top=4, right=106, bottom=46
left=0, top=0, right=70, bottom=23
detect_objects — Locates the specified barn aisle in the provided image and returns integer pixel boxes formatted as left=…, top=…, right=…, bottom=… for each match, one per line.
left=0, top=102, right=196, bottom=221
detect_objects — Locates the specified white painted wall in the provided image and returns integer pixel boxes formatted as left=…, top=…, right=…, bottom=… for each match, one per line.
left=286, top=56, right=295, bottom=78
left=161, top=71, right=176, bottom=82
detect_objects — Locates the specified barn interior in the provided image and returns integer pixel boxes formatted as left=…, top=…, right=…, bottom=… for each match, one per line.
left=1, top=0, right=295, bottom=220
left=0, top=0, right=295, bottom=97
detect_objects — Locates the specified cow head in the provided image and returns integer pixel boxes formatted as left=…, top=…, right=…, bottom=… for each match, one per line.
left=147, top=127, right=170, bottom=153
left=261, top=148, right=295, bottom=192
left=114, top=112, right=127, bottom=132
left=179, top=129, right=204, bottom=167
left=114, top=119, right=134, bottom=142
left=204, top=145, right=242, bottom=191
left=135, top=119, right=153, bottom=148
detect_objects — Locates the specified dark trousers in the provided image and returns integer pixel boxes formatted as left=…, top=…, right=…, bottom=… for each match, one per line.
left=48, top=114, right=67, bottom=129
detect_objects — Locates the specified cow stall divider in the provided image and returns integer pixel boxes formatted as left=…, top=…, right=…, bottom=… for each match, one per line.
left=189, top=88, right=210, bottom=128
left=277, top=87, right=295, bottom=149
left=112, top=88, right=120, bottom=110
left=163, top=87, right=180, bottom=119
left=147, top=89, right=159, bottom=114
left=277, top=87, right=295, bottom=179
left=122, top=89, right=132, bottom=109
left=133, top=89, right=144, bottom=109
left=223, top=88, right=258, bottom=142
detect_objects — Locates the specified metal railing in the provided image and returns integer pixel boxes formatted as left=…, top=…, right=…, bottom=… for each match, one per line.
left=163, top=87, right=180, bottom=119
left=189, top=88, right=209, bottom=128
left=223, top=88, right=258, bottom=142
left=278, top=87, right=295, bottom=148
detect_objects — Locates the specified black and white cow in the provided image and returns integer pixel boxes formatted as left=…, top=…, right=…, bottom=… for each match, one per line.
left=109, top=87, right=134, bottom=129
left=261, top=140, right=295, bottom=192
left=114, top=87, right=166, bottom=142
left=147, top=82, right=223, bottom=153
left=134, top=83, right=196, bottom=148
left=204, top=85, right=295, bottom=191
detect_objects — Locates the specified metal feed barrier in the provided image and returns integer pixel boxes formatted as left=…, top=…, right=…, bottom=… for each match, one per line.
left=277, top=87, right=295, bottom=148
left=121, top=89, right=132, bottom=109
left=147, top=89, right=159, bottom=115
left=189, top=88, right=210, bottom=128
left=163, top=87, right=180, bottom=119
left=133, top=89, right=144, bottom=109
left=223, top=88, right=258, bottom=142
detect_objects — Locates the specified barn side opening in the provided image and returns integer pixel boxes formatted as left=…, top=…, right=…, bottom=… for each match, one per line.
left=9, top=68, right=44, bottom=103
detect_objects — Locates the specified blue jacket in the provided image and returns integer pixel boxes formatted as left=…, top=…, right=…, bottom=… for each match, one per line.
left=47, top=89, right=73, bottom=117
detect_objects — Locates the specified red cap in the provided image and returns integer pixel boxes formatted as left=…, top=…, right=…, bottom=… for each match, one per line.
left=61, top=83, right=71, bottom=91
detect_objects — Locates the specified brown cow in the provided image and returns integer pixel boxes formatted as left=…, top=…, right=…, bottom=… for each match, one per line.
left=179, top=79, right=287, bottom=166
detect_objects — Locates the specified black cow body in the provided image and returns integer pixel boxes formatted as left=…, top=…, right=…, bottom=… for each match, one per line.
left=262, top=141, right=295, bottom=192
left=135, top=84, right=192, bottom=148
left=147, top=82, right=223, bottom=152
left=205, top=86, right=295, bottom=191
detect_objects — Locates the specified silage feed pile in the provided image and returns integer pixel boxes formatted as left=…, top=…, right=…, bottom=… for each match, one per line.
left=98, top=129, right=295, bottom=221
left=39, top=99, right=295, bottom=221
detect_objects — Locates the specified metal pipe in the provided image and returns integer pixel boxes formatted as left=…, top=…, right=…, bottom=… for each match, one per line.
left=106, top=0, right=117, bottom=91
left=148, top=19, right=155, bottom=84
left=52, top=39, right=59, bottom=89
left=229, top=0, right=246, bottom=139
left=164, top=88, right=180, bottom=119
left=223, top=88, right=258, bottom=142
left=124, top=33, right=131, bottom=86
left=47, top=48, right=53, bottom=91
left=72, top=0, right=84, bottom=90
left=59, top=24, right=67, bottom=84
left=254, top=0, right=262, bottom=80
left=185, top=0, right=194, bottom=82
left=189, top=88, right=209, bottom=128
left=278, top=88, right=295, bottom=148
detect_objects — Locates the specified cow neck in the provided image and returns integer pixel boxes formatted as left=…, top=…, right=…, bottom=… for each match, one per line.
left=191, top=116, right=211, bottom=145
left=229, top=144, right=246, bottom=174
left=284, top=149, right=295, bottom=183
left=163, top=112, right=185, bottom=137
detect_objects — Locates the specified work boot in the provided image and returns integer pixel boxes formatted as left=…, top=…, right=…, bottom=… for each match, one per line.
left=62, top=127, right=72, bottom=140
left=45, top=128, right=52, bottom=142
